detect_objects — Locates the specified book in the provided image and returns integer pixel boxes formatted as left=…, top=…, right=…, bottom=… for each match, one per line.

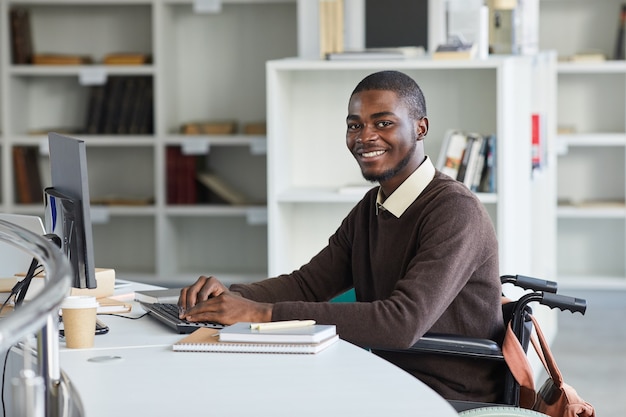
left=84, top=85, right=106, bottom=134
left=196, top=171, right=250, bottom=205
left=470, top=134, right=489, bottom=192
left=12, top=146, right=42, bottom=204
left=326, top=47, right=425, bottom=61
left=166, top=146, right=198, bottom=204
left=103, top=53, right=150, bottom=65
left=319, top=0, right=344, bottom=58
left=173, top=327, right=339, bottom=354
left=134, top=288, right=181, bottom=304
left=461, top=133, right=484, bottom=189
left=568, top=51, right=606, bottom=62
left=479, top=134, right=496, bottom=193
left=9, top=8, right=33, bottom=64
left=180, top=121, right=237, bottom=135
left=432, top=43, right=477, bottom=60
left=615, top=4, right=626, bottom=60
left=96, top=297, right=132, bottom=314
left=32, top=54, right=93, bottom=65
left=219, top=321, right=337, bottom=344
left=455, top=134, right=476, bottom=184
left=243, top=122, right=266, bottom=135
left=437, top=130, right=468, bottom=180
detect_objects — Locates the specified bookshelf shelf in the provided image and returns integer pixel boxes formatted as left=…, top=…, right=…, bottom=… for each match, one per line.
left=541, top=0, right=626, bottom=286
left=0, top=0, right=298, bottom=285
left=266, top=55, right=556, bottom=280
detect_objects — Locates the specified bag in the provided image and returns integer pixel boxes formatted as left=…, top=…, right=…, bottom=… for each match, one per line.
left=502, top=315, right=595, bottom=417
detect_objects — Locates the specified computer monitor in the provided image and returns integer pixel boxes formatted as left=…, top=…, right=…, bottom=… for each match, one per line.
left=44, top=132, right=97, bottom=289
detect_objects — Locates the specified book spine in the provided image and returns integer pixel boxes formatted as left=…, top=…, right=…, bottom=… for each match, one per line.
left=470, top=135, right=489, bottom=192
left=615, top=4, right=626, bottom=60
left=456, top=135, right=476, bottom=183
left=438, top=131, right=467, bottom=180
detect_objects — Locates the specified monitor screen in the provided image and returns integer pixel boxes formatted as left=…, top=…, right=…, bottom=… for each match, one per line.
left=45, top=132, right=97, bottom=289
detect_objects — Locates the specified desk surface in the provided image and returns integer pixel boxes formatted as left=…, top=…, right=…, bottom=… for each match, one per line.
left=56, top=285, right=458, bottom=417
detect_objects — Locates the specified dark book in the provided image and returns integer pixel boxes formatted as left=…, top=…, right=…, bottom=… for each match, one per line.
left=9, top=8, right=33, bottom=64
left=117, top=77, right=138, bottom=134
left=12, top=147, right=30, bottom=204
left=456, top=134, right=477, bottom=183
left=128, top=77, right=154, bottom=135
left=470, top=134, right=489, bottom=192
left=478, top=134, right=497, bottom=193
left=25, top=147, right=43, bottom=203
left=166, top=147, right=180, bottom=204
left=101, top=76, right=126, bottom=134
left=12, top=147, right=42, bottom=204
left=84, top=85, right=106, bottom=134
left=615, top=4, right=626, bottom=60
left=166, top=147, right=197, bottom=204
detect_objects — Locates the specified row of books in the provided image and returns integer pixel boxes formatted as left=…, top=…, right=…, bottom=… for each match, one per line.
left=166, top=146, right=252, bottom=205
left=10, top=7, right=150, bottom=66
left=84, top=76, right=154, bottom=135
left=436, top=130, right=496, bottom=193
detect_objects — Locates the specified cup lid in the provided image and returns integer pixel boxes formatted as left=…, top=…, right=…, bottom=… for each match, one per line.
left=61, top=295, right=99, bottom=309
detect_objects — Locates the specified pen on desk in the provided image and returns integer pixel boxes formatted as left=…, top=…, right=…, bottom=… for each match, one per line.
left=250, top=320, right=316, bottom=331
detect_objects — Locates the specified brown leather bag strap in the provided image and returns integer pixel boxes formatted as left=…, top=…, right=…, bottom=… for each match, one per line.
left=529, top=315, right=564, bottom=387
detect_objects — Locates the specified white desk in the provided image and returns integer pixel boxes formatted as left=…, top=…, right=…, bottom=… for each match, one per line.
left=18, top=285, right=459, bottom=417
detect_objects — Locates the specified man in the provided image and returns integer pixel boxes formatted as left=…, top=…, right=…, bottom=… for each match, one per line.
left=179, top=70, right=505, bottom=402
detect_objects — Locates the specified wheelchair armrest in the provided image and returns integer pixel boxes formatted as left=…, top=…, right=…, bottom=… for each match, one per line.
left=404, top=333, right=504, bottom=360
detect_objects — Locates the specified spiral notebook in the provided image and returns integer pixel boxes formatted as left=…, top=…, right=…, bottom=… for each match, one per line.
left=172, top=328, right=339, bottom=354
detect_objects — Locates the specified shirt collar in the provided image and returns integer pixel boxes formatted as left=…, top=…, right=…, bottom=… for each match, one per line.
left=376, top=156, right=436, bottom=218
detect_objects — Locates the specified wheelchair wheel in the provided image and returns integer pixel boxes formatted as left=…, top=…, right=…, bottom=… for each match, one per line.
left=459, top=406, right=549, bottom=417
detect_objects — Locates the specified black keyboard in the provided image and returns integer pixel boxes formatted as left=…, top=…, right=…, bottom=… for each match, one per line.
left=150, top=302, right=184, bottom=318
left=141, top=302, right=224, bottom=334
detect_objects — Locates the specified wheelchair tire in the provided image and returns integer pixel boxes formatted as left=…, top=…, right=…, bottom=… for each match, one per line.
left=459, top=406, right=549, bottom=417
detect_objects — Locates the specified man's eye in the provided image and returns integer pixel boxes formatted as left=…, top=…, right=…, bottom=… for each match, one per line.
left=376, top=121, right=392, bottom=128
left=347, top=123, right=361, bottom=130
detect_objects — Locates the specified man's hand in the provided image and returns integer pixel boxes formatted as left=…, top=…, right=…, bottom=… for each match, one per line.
left=178, top=275, right=272, bottom=325
left=179, top=275, right=227, bottom=311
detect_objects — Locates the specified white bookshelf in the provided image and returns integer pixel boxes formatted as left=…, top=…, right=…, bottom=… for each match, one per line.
left=0, top=0, right=298, bottom=286
left=540, top=0, right=626, bottom=287
left=265, top=55, right=557, bottom=283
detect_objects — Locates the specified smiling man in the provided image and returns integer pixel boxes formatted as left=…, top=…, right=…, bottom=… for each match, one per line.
left=178, top=70, right=505, bottom=403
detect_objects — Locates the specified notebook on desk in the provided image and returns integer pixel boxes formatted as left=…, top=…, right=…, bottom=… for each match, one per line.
left=140, top=302, right=224, bottom=334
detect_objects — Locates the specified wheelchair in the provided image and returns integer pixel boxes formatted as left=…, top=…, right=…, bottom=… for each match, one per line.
left=379, top=274, right=587, bottom=417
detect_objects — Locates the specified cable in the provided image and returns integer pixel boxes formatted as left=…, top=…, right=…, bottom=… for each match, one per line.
left=105, top=312, right=149, bottom=320
left=1, top=346, right=11, bottom=417
left=14, top=258, right=42, bottom=308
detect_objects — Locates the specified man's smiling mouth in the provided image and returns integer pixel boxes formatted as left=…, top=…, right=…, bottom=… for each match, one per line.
left=361, top=150, right=386, bottom=158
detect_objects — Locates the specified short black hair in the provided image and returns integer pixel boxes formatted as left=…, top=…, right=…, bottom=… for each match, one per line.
left=350, top=70, right=427, bottom=120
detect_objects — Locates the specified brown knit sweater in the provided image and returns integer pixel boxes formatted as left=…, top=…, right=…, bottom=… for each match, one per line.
left=230, top=171, right=505, bottom=402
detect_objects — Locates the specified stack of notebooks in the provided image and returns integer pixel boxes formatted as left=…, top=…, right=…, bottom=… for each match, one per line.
left=173, top=320, right=338, bottom=354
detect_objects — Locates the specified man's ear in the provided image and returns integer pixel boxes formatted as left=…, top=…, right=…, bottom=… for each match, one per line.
left=417, top=117, right=429, bottom=140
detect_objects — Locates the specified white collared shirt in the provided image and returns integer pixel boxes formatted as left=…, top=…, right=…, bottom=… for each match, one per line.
left=375, top=156, right=436, bottom=218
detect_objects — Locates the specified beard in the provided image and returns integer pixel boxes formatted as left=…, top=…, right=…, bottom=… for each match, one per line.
left=361, top=139, right=417, bottom=183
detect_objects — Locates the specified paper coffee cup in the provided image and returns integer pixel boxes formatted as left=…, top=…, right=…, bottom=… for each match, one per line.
left=61, top=296, right=98, bottom=349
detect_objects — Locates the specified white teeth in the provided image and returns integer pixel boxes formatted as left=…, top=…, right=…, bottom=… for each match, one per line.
left=362, top=150, right=385, bottom=158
